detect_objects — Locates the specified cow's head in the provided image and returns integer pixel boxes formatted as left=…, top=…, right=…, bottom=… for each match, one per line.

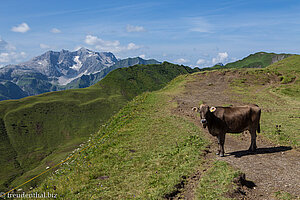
left=192, top=104, right=215, bottom=128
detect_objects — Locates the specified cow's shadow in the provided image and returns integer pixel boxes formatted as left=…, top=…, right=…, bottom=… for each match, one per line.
left=228, top=146, right=292, bottom=158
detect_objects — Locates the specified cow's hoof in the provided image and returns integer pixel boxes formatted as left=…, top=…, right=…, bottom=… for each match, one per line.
left=219, top=154, right=225, bottom=157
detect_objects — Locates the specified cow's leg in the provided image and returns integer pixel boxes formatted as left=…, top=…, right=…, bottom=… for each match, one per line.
left=216, top=136, right=221, bottom=155
left=217, top=133, right=225, bottom=157
left=249, top=129, right=257, bottom=152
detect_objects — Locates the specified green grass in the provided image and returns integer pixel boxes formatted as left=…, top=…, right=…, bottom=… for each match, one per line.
left=0, top=62, right=199, bottom=191
left=274, top=191, right=297, bottom=200
left=195, top=161, right=241, bottom=200
left=269, top=55, right=300, bottom=101
left=2, top=54, right=300, bottom=198
left=228, top=56, right=300, bottom=148
left=200, top=52, right=292, bottom=71
left=0, top=119, right=22, bottom=189
left=32, top=75, right=210, bottom=199
left=268, top=55, right=300, bottom=73
left=280, top=75, right=296, bottom=84
left=224, top=52, right=291, bottom=69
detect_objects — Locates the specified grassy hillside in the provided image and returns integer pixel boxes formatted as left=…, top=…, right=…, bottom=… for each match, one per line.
left=195, top=161, right=240, bottom=200
left=31, top=75, right=213, bottom=199
left=227, top=55, right=300, bottom=147
left=225, top=52, right=291, bottom=68
left=31, top=55, right=299, bottom=199
left=268, top=55, right=300, bottom=100
left=2, top=55, right=299, bottom=198
left=0, top=62, right=199, bottom=191
left=202, top=52, right=292, bottom=71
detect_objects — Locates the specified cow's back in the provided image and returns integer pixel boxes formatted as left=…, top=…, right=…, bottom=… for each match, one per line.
left=222, top=106, right=252, bottom=133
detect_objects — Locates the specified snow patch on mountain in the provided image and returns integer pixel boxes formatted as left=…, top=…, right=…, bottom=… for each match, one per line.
left=58, top=69, right=89, bottom=85
left=70, top=56, right=82, bottom=71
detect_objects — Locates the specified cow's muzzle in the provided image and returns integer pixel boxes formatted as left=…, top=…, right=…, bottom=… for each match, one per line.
left=201, top=119, right=207, bottom=128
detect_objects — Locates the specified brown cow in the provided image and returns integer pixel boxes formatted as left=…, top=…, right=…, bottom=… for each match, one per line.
left=192, top=104, right=261, bottom=157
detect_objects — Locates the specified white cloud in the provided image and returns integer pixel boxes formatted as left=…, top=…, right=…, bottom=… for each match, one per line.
left=0, top=51, right=26, bottom=63
left=85, top=35, right=119, bottom=46
left=0, top=38, right=27, bottom=65
left=212, top=52, right=228, bottom=65
left=139, top=54, right=146, bottom=59
left=40, top=43, right=50, bottom=49
left=0, top=38, right=16, bottom=52
left=11, top=23, right=30, bottom=33
left=51, top=28, right=61, bottom=33
left=0, top=53, right=10, bottom=62
left=196, top=58, right=206, bottom=65
left=127, top=42, right=140, bottom=50
left=126, top=25, right=145, bottom=32
left=174, top=58, right=189, bottom=64
left=84, top=35, right=141, bottom=53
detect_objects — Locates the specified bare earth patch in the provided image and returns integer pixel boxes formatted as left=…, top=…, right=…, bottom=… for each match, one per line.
left=171, top=71, right=300, bottom=199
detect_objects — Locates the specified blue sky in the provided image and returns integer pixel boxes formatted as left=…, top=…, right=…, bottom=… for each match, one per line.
left=1, top=0, right=300, bottom=67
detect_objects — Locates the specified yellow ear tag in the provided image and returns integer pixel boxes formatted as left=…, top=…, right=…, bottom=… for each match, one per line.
left=210, top=107, right=216, bottom=112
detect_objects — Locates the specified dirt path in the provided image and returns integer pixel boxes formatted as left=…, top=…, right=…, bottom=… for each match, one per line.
left=172, top=71, right=300, bottom=199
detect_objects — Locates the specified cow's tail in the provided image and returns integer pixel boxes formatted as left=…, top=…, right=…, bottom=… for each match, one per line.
left=257, top=108, right=261, bottom=133
left=257, top=121, right=260, bottom=133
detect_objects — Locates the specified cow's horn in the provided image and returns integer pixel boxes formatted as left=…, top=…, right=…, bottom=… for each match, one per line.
left=192, top=107, right=198, bottom=112
left=210, top=107, right=216, bottom=112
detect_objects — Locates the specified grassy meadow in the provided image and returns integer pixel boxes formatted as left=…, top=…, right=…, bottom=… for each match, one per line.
left=228, top=56, right=300, bottom=148
left=31, top=75, right=212, bottom=199
left=0, top=62, right=199, bottom=191
left=1, top=54, right=299, bottom=199
left=31, top=74, right=246, bottom=199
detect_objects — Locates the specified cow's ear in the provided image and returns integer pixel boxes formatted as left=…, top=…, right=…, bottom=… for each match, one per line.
left=209, top=106, right=216, bottom=112
left=192, top=107, right=198, bottom=112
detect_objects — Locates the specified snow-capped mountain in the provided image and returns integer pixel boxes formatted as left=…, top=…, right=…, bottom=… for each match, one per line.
left=14, top=47, right=118, bottom=84
left=0, top=48, right=160, bottom=100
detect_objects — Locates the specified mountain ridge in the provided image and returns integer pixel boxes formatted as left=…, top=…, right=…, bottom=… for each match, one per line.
left=0, top=48, right=160, bottom=100
left=202, top=52, right=293, bottom=71
left=63, top=57, right=161, bottom=89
